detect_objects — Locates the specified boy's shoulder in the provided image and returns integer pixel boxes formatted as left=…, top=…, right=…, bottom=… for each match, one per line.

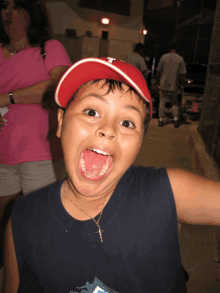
left=123, top=165, right=167, bottom=188
left=12, top=179, right=64, bottom=215
left=129, top=165, right=166, bottom=175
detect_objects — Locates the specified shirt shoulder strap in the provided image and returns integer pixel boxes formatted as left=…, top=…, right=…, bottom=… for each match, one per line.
left=40, top=42, right=46, bottom=60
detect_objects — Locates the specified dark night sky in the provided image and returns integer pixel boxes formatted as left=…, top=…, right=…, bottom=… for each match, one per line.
left=181, top=0, right=217, bottom=13
left=143, top=0, right=217, bottom=56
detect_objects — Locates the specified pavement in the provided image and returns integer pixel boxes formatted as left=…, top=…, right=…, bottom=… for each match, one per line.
left=133, top=104, right=220, bottom=292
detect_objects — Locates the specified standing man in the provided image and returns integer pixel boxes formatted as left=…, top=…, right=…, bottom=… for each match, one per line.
left=156, top=42, right=186, bottom=128
left=127, top=43, right=149, bottom=76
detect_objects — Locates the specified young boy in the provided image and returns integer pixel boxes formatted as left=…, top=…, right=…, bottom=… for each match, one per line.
left=3, top=57, right=220, bottom=293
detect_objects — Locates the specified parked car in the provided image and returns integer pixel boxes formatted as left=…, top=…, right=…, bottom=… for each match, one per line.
left=184, top=63, right=207, bottom=94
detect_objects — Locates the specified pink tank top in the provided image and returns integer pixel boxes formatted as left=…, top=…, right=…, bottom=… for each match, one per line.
left=0, top=40, right=71, bottom=164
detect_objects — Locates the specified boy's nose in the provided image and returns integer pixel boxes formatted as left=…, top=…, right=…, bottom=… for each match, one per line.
left=98, top=131, right=115, bottom=140
left=96, top=123, right=117, bottom=141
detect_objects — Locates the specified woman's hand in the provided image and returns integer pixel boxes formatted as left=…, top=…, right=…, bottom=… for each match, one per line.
left=0, top=117, right=7, bottom=130
left=0, top=93, right=9, bottom=107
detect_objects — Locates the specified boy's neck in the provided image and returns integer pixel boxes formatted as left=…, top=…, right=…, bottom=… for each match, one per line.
left=61, top=180, right=113, bottom=221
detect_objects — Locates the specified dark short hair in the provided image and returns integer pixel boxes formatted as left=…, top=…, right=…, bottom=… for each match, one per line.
left=65, top=79, right=150, bottom=135
left=0, top=0, right=52, bottom=45
left=134, top=43, right=144, bottom=53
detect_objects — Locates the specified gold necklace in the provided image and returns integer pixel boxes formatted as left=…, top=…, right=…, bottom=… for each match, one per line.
left=64, top=181, right=107, bottom=243
left=7, top=43, right=29, bottom=56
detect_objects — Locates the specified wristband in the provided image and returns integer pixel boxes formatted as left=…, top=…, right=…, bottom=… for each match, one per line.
left=8, top=92, right=15, bottom=104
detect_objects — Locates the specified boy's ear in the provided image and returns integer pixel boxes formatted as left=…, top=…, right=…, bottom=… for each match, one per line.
left=56, top=108, right=64, bottom=138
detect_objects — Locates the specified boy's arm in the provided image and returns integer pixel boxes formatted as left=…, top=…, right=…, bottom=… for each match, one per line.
left=167, top=168, right=220, bottom=225
left=2, top=218, right=19, bottom=293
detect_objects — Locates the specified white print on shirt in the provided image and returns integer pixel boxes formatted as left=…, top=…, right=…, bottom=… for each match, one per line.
left=93, top=286, right=106, bottom=293
left=70, top=276, right=120, bottom=293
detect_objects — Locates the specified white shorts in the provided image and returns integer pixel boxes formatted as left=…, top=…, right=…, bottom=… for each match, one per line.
left=0, top=160, right=67, bottom=196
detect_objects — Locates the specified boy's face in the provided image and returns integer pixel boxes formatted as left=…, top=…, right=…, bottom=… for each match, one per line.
left=57, top=80, right=146, bottom=199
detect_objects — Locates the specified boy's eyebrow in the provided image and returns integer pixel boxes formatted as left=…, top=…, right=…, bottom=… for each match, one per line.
left=125, top=105, right=144, bottom=119
left=82, top=92, right=144, bottom=119
left=82, top=93, right=108, bottom=104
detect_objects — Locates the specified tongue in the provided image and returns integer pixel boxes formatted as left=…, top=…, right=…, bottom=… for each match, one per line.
left=83, top=150, right=109, bottom=171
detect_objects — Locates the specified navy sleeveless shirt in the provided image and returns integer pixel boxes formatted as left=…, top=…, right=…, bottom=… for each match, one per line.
left=11, top=166, right=186, bottom=292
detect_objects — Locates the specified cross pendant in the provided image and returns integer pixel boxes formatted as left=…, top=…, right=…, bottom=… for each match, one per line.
left=95, top=227, right=104, bottom=243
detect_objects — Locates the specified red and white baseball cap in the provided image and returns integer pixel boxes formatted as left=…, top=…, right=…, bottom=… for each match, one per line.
left=55, top=57, right=152, bottom=118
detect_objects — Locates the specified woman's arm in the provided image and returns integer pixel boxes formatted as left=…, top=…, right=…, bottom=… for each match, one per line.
left=0, top=65, right=69, bottom=107
left=2, top=218, right=19, bottom=293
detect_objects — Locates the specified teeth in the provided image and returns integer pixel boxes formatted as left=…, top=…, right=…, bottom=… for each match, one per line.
left=88, top=148, right=110, bottom=156
left=80, top=152, right=111, bottom=178
left=99, top=164, right=109, bottom=176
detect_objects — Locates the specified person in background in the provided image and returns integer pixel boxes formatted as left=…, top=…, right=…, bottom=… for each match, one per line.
left=127, top=42, right=149, bottom=76
left=156, top=42, right=186, bottom=128
left=0, top=0, right=71, bottom=263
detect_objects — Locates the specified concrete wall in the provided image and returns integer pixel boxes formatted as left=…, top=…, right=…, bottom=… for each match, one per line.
left=63, top=0, right=145, bottom=38
left=46, top=1, right=145, bottom=61
left=53, top=34, right=83, bottom=64
left=188, top=124, right=220, bottom=278
left=98, top=39, right=133, bottom=61
left=53, top=34, right=101, bottom=64
left=197, top=0, right=220, bottom=274
left=46, top=1, right=145, bottom=42
left=53, top=34, right=134, bottom=64
left=108, top=39, right=133, bottom=61
left=46, top=2, right=86, bottom=36
left=81, top=36, right=100, bottom=59
left=199, top=0, right=220, bottom=164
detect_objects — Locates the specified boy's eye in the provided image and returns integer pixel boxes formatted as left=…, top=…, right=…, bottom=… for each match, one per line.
left=84, top=109, right=99, bottom=117
left=120, top=120, right=135, bottom=129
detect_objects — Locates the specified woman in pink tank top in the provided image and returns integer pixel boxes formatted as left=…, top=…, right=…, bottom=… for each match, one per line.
left=0, top=0, right=71, bottom=262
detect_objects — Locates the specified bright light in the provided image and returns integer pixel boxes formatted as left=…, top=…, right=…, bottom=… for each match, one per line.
left=143, top=29, right=147, bottom=35
left=187, top=79, right=193, bottom=84
left=101, top=18, right=109, bottom=25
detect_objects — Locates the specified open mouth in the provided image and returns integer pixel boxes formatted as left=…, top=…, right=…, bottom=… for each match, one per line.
left=79, top=148, right=114, bottom=181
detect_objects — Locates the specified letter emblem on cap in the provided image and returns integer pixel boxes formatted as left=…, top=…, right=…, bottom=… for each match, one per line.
left=106, top=57, right=116, bottom=64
